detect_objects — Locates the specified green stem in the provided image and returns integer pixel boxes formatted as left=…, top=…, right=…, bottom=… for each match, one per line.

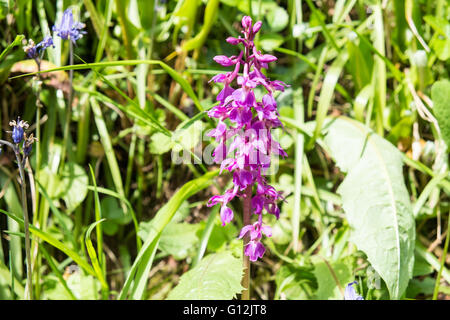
left=15, top=147, right=32, bottom=300
left=61, top=41, right=74, bottom=164
left=0, top=139, right=32, bottom=299
left=433, top=210, right=450, bottom=300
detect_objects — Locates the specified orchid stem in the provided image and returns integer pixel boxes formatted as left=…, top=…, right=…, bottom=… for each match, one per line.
left=242, top=184, right=252, bottom=300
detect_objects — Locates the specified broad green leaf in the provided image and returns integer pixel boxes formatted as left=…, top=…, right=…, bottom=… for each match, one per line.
left=58, top=162, right=89, bottom=212
left=138, top=202, right=199, bottom=260
left=206, top=217, right=238, bottom=252
left=100, top=197, right=132, bottom=236
left=166, top=252, right=243, bottom=300
left=257, top=33, right=284, bottom=51
left=431, top=80, right=450, bottom=148
left=43, top=272, right=100, bottom=300
left=266, top=6, right=289, bottom=32
left=323, top=117, right=415, bottom=299
left=149, top=132, right=174, bottom=155
left=151, top=222, right=200, bottom=260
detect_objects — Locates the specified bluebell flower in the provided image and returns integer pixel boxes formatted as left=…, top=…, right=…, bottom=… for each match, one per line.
left=52, top=8, right=86, bottom=43
left=23, top=39, right=39, bottom=59
left=39, top=35, right=55, bottom=51
left=22, top=133, right=36, bottom=156
left=23, top=36, right=54, bottom=59
left=9, top=117, right=29, bottom=144
left=344, top=281, right=364, bottom=300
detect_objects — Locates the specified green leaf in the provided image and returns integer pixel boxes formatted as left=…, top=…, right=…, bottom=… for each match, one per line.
left=149, top=132, right=174, bottom=155
left=313, top=257, right=354, bottom=300
left=275, top=265, right=317, bottom=300
left=118, top=170, right=218, bottom=300
left=0, top=35, right=24, bottom=62
left=43, top=272, right=100, bottom=300
left=431, top=80, right=450, bottom=148
left=166, top=252, right=243, bottom=299
left=0, top=209, right=96, bottom=277
left=323, top=117, right=415, bottom=299
left=58, top=162, right=89, bottom=213
left=266, top=6, right=289, bottom=32
left=100, top=197, right=132, bottom=236
left=85, top=219, right=108, bottom=290
left=159, top=222, right=200, bottom=260
left=257, top=33, right=284, bottom=51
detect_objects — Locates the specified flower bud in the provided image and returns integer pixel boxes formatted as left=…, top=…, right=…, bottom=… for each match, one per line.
left=226, top=37, right=241, bottom=45
left=241, top=16, right=252, bottom=29
left=252, top=21, right=262, bottom=33
left=213, top=55, right=236, bottom=67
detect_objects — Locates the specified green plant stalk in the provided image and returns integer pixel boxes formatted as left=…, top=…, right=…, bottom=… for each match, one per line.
left=0, top=139, right=33, bottom=300
left=34, top=62, right=42, bottom=228
left=433, top=210, right=450, bottom=300
left=61, top=41, right=74, bottom=165
left=241, top=184, right=252, bottom=300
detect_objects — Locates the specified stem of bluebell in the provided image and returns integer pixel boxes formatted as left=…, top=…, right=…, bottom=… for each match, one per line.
left=241, top=184, right=252, bottom=300
left=61, top=41, right=74, bottom=163
left=18, top=152, right=32, bottom=300
left=35, top=59, right=42, bottom=227
left=2, top=140, right=33, bottom=300
left=0, top=139, right=33, bottom=299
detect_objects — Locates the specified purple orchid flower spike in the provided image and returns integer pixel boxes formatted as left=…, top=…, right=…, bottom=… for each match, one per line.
left=206, top=16, right=288, bottom=261
left=53, top=8, right=86, bottom=43
left=344, top=281, right=364, bottom=300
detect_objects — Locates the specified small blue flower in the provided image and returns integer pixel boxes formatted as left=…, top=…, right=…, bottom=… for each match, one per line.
left=38, top=35, right=55, bottom=51
left=23, top=39, right=39, bottom=59
left=22, top=133, right=36, bottom=156
left=344, top=281, right=364, bottom=300
left=23, top=36, right=54, bottom=59
left=52, top=8, right=86, bottom=43
left=9, top=117, right=29, bottom=144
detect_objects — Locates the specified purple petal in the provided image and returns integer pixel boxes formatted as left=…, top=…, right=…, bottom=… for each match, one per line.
left=210, top=73, right=227, bottom=83
left=242, top=16, right=252, bottom=29
left=244, top=240, right=265, bottom=261
left=213, top=55, right=235, bottom=67
left=226, top=37, right=241, bottom=45
left=261, top=225, right=272, bottom=237
left=252, top=21, right=262, bottom=33
left=252, top=195, right=264, bottom=214
left=239, top=225, right=253, bottom=239
left=220, top=206, right=234, bottom=226
left=258, top=54, right=277, bottom=63
left=217, top=85, right=235, bottom=103
left=344, top=281, right=364, bottom=300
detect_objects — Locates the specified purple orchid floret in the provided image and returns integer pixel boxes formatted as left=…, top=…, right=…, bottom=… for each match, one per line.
left=53, top=8, right=86, bottom=43
left=344, top=281, right=364, bottom=300
left=207, top=16, right=289, bottom=261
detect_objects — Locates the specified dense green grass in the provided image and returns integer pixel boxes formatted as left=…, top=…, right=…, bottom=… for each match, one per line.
left=0, top=0, right=449, bottom=300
